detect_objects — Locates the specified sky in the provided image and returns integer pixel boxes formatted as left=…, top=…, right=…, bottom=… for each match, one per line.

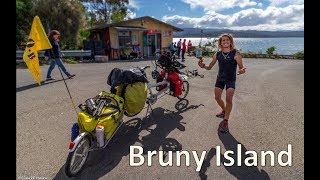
left=126, top=0, right=304, bottom=31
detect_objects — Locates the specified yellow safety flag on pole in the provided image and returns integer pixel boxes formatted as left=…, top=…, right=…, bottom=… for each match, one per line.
left=23, top=16, right=52, bottom=85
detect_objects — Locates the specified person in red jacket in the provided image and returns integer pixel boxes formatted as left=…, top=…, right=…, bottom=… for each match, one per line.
left=187, top=40, right=192, bottom=56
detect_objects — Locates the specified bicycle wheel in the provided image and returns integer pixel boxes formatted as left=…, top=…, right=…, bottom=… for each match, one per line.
left=177, top=80, right=189, bottom=99
left=65, top=135, right=91, bottom=177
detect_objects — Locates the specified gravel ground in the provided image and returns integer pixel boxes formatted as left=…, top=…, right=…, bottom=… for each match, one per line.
left=16, top=57, right=304, bottom=180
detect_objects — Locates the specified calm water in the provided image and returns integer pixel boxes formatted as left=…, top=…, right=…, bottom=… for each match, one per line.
left=173, top=37, right=304, bottom=55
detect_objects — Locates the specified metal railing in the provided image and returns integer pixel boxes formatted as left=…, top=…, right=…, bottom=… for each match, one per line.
left=16, top=50, right=92, bottom=61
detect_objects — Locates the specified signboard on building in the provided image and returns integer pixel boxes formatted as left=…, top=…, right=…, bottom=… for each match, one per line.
left=147, top=29, right=156, bottom=34
left=162, top=30, right=171, bottom=37
left=118, top=31, right=130, bottom=36
left=146, top=29, right=161, bottom=34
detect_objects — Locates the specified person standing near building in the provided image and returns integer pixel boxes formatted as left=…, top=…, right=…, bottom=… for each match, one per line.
left=135, top=44, right=143, bottom=59
left=169, top=42, right=176, bottom=57
left=187, top=40, right=193, bottom=56
left=44, top=30, right=75, bottom=81
left=181, top=39, right=187, bottom=62
left=105, top=39, right=111, bottom=59
left=198, top=33, right=246, bottom=133
left=176, top=39, right=182, bottom=59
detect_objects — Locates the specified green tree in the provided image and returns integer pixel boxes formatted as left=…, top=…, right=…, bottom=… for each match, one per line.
left=111, top=8, right=127, bottom=23
left=32, top=0, right=86, bottom=49
left=16, top=0, right=33, bottom=47
left=79, top=29, right=90, bottom=41
left=81, top=0, right=129, bottom=25
left=78, top=29, right=90, bottom=49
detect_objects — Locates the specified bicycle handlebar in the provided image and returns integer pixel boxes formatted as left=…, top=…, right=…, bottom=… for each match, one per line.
left=141, top=65, right=150, bottom=70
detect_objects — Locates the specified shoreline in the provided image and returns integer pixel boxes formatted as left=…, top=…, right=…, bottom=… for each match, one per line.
left=173, top=37, right=304, bottom=55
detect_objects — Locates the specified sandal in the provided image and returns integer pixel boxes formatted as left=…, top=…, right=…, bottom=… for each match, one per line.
left=219, top=119, right=229, bottom=133
left=216, top=110, right=225, bottom=118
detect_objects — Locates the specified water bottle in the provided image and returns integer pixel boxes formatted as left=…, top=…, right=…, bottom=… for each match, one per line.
left=196, top=48, right=202, bottom=59
left=71, top=122, right=79, bottom=141
left=85, top=98, right=97, bottom=115
left=96, top=125, right=105, bottom=147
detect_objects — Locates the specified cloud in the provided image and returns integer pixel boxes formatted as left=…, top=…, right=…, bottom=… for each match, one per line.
left=182, top=0, right=259, bottom=12
left=165, top=3, right=175, bottom=12
left=128, top=0, right=140, bottom=10
left=162, top=5, right=304, bottom=31
left=269, top=0, right=304, bottom=7
left=230, top=23, right=304, bottom=31
left=125, top=9, right=136, bottom=20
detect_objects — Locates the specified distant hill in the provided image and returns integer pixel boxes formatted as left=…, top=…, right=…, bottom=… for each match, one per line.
left=173, top=28, right=304, bottom=38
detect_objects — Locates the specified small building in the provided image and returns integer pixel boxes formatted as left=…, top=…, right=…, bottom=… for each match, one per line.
left=87, top=16, right=183, bottom=60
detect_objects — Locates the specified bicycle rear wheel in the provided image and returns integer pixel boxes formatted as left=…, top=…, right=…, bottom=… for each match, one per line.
left=177, top=80, right=189, bottom=99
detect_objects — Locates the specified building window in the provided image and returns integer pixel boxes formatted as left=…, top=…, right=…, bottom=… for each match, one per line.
left=162, top=30, right=171, bottom=37
left=132, top=35, right=137, bottom=44
left=118, top=31, right=131, bottom=48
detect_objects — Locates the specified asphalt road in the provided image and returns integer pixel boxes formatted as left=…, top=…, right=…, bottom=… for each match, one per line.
left=16, top=57, right=304, bottom=180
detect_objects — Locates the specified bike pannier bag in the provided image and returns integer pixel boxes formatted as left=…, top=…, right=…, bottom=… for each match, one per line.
left=170, top=80, right=182, bottom=97
left=156, top=69, right=167, bottom=91
left=77, top=92, right=124, bottom=140
left=123, top=82, right=147, bottom=116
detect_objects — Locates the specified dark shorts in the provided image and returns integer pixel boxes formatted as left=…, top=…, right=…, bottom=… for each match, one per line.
left=215, top=79, right=236, bottom=90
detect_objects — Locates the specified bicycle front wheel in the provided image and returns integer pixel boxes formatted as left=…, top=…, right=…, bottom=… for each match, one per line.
left=65, top=135, right=91, bottom=177
left=177, top=80, right=189, bottom=99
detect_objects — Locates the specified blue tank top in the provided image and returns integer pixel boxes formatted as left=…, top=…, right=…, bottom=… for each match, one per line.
left=216, top=49, right=237, bottom=81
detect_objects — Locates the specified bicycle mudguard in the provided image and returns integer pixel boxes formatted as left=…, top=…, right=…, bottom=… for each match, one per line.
left=69, top=132, right=89, bottom=152
left=180, top=74, right=188, bottom=81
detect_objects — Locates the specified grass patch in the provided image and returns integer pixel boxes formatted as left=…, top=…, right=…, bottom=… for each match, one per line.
left=63, top=57, right=78, bottom=64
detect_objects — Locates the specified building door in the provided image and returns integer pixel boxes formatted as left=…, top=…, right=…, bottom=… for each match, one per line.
left=156, top=33, right=161, bottom=52
left=147, top=34, right=155, bottom=56
left=147, top=33, right=162, bottom=56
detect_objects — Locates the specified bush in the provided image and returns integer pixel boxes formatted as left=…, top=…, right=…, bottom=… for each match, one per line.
left=242, top=52, right=255, bottom=58
left=293, top=51, right=304, bottom=60
left=266, top=46, right=276, bottom=55
left=200, top=46, right=216, bottom=57
left=196, top=38, right=218, bottom=57
left=64, top=57, right=78, bottom=64
left=62, top=43, right=81, bottom=50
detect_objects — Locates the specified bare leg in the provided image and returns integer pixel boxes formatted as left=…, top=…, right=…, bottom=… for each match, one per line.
left=224, top=88, right=235, bottom=120
left=214, top=87, right=226, bottom=111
